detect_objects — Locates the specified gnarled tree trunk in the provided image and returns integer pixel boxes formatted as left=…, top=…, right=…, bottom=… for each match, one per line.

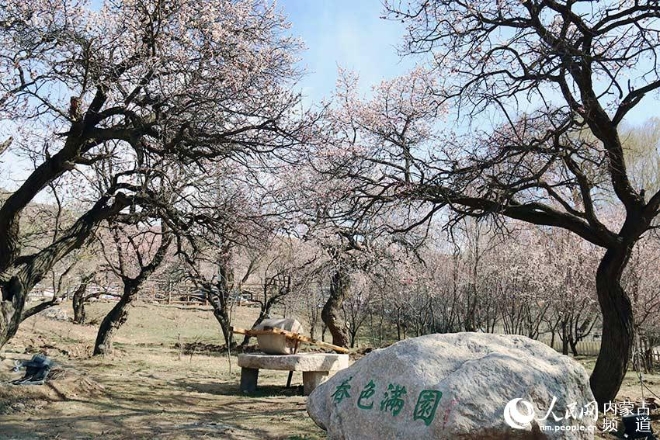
left=199, top=251, right=236, bottom=349
left=0, top=277, right=26, bottom=348
left=211, top=303, right=233, bottom=349
left=321, top=270, right=350, bottom=348
left=93, top=283, right=136, bottom=355
left=590, top=246, right=634, bottom=407
left=93, top=227, right=171, bottom=356
left=72, top=289, right=87, bottom=324
left=72, top=274, right=96, bottom=324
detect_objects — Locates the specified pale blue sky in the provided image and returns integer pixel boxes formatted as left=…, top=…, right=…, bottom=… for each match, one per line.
left=278, top=0, right=659, bottom=126
left=278, top=0, right=414, bottom=103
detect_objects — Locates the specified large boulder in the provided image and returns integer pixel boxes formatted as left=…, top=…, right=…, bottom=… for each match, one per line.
left=253, top=318, right=303, bottom=355
left=307, top=333, right=596, bottom=439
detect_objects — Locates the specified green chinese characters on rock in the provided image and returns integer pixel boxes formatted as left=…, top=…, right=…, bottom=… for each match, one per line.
left=332, top=376, right=443, bottom=427
left=357, top=380, right=377, bottom=410
left=413, top=390, right=443, bottom=426
left=380, top=384, right=407, bottom=416
left=332, top=377, right=353, bottom=404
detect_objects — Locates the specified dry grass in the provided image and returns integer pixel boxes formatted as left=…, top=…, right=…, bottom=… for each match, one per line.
left=1, top=301, right=660, bottom=439
left=0, top=301, right=324, bottom=440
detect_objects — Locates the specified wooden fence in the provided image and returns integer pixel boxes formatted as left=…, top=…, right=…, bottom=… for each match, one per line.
left=544, top=340, right=602, bottom=356
left=544, top=340, right=660, bottom=363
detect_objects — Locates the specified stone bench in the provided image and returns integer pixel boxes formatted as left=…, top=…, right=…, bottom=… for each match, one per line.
left=237, top=353, right=349, bottom=395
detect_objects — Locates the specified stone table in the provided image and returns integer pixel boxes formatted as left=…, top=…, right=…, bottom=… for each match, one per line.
left=237, top=353, right=349, bottom=395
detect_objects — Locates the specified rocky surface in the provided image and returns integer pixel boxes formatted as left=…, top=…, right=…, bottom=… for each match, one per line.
left=254, top=318, right=303, bottom=354
left=237, top=353, right=349, bottom=371
left=40, top=306, right=68, bottom=322
left=307, top=333, right=596, bottom=439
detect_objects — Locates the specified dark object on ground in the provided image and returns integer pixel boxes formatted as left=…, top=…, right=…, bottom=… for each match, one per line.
left=11, top=354, right=54, bottom=385
left=622, top=414, right=656, bottom=439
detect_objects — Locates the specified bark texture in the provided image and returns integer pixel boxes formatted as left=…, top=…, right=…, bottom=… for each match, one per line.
left=321, top=270, right=350, bottom=348
left=589, top=246, right=635, bottom=406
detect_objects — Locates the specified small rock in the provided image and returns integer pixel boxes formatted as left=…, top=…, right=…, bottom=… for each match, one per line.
left=40, top=307, right=68, bottom=321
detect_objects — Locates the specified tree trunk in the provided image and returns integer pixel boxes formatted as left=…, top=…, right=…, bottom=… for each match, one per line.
left=94, top=225, right=171, bottom=357
left=213, top=307, right=233, bottom=349
left=72, top=275, right=95, bottom=324
left=209, top=252, right=234, bottom=349
left=0, top=277, right=26, bottom=348
left=349, top=327, right=358, bottom=348
left=204, top=288, right=235, bottom=349
left=203, top=287, right=232, bottom=348
left=549, top=329, right=556, bottom=350
left=321, top=270, right=350, bottom=348
left=589, top=247, right=634, bottom=407
left=72, top=293, right=86, bottom=324
left=644, top=348, right=654, bottom=374
left=93, top=286, right=135, bottom=355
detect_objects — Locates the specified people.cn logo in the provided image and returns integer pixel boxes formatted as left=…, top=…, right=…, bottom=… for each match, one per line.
left=504, top=398, right=536, bottom=429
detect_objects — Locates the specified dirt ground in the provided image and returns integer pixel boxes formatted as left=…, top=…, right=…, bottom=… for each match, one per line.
left=0, top=301, right=325, bottom=440
left=0, top=301, right=659, bottom=439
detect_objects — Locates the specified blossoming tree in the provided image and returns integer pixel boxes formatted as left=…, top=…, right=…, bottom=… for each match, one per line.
left=321, top=0, right=660, bottom=405
left=0, top=0, right=303, bottom=348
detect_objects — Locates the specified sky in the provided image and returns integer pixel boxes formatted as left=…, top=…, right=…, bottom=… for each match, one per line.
left=277, top=0, right=660, bottom=126
left=277, top=0, right=415, bottom=104
left=3, top=0, right=660, bottom=192
left=275, top=0, right=660, bottom=138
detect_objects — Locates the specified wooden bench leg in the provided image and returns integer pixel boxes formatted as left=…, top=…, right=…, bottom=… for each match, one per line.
left=302, top=371, right=329, bottom=395
left=240, top=367, right=259, bottom=394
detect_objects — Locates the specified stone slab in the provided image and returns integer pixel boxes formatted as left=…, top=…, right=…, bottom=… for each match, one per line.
left=237, top=353, right=349, bottom=372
